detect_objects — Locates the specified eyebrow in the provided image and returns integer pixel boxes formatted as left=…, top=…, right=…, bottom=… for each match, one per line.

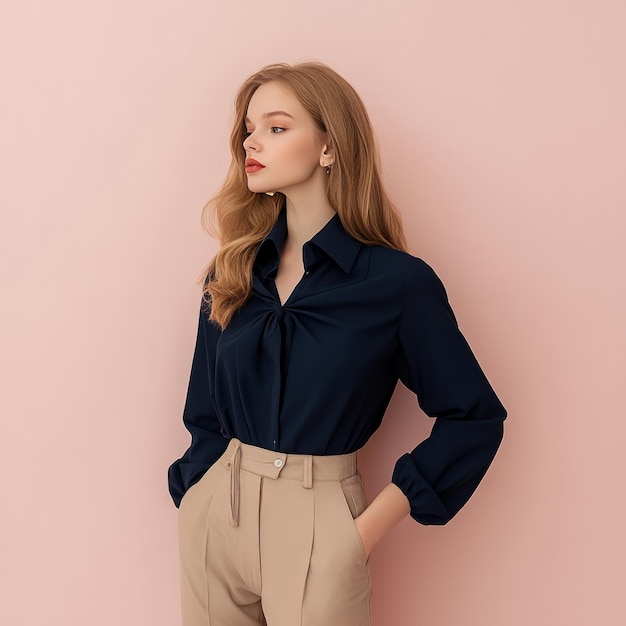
left=244, top=110, right=295, bottom=123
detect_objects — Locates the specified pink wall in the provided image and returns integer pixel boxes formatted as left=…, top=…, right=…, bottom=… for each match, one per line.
left=2, top=2, right=624, bottom=624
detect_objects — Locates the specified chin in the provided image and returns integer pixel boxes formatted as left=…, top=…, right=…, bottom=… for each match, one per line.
left=247, top=179, right=271, bottom=193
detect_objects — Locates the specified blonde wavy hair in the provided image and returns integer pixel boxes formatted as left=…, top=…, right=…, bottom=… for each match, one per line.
left=202, top=61, right=408, bottom=328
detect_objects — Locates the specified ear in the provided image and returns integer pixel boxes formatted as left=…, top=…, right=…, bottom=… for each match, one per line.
left=319, top=143, right=335, bottom=168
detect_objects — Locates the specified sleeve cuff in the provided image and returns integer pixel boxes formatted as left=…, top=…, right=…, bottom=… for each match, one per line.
left=391, top=453, right=452, bottom=525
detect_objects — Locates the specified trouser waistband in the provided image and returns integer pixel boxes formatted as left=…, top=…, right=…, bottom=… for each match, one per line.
left=219, top=438, right=358, bottom=527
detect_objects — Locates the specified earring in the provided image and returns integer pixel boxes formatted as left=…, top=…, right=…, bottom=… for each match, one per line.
left=325, top=163, right=333, bottom=175
left=265, top=191, right=275, bottom=196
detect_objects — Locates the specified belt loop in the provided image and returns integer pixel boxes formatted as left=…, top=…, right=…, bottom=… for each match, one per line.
left=227, top=440, right=241, bottom=527
left=303, top=455, right=313, bottom=489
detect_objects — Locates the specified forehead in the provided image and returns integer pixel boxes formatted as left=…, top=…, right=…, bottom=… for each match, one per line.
left=245, top=81, right=307, bottom=120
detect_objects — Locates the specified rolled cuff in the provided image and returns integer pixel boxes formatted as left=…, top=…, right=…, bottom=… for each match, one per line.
left=391, top=453, right=452, bottom=525
left=168, top=438, right=229, bottom=508
left=167, top=460, right=208, bottom=508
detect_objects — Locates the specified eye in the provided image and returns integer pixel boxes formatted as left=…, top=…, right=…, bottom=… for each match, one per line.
left=243, top=130, right=252, bottom=138
left=270, top=127, right=286, bottom=134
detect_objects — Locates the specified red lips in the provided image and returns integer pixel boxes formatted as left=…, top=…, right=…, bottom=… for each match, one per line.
left=245, top=158, right=265, bottom=173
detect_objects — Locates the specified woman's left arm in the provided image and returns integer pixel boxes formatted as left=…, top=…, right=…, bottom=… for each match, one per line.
left=356, top=258, right=507, bottom=555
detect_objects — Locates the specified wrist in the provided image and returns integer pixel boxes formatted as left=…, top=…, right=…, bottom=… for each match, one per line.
left=355, top=482, right=411, bottom=551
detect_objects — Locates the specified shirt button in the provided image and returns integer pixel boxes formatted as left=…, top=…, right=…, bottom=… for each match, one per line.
left=274, top=458, right=284, bottom=468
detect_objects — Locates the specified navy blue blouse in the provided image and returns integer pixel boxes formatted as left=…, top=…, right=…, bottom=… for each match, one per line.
left=168, top=205, right=506, bottom=524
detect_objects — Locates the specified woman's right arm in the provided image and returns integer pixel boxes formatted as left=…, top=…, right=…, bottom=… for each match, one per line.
left=167, top=301, right=229, bottom=507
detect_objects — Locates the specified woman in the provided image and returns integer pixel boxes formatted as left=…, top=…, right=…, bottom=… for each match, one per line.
left=168, top=61, right=507, bottom=626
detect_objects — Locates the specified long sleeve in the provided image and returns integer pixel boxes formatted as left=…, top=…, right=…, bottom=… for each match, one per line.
left=391, top=258, right=507, bottom=525
left=167, top=301, right=229, bottom=508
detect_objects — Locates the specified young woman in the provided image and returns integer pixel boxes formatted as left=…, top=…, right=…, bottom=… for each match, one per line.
left=168, top=61, right=507, bottom=626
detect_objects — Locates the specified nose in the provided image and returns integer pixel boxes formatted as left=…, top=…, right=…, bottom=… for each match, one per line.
left=243, top=130, right=259, bottom=153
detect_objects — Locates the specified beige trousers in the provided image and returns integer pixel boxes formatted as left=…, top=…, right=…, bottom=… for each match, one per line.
left=177, top=438, right=372, bottom=626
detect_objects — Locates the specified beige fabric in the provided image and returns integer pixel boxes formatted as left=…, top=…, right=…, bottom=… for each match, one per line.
left=177, top=438, right=372, bottom=626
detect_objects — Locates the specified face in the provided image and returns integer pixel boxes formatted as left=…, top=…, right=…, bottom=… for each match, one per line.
left=242, top=81, right=331, bottom=196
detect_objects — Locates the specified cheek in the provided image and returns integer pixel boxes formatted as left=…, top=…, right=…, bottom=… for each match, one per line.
left=281, top=135, right=321, bottom=167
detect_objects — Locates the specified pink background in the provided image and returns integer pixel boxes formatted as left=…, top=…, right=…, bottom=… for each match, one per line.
left=2, top=1, right=624, bottom=624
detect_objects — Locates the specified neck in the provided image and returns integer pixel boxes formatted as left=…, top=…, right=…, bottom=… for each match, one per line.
left=282, top=180, right=336, bottom=251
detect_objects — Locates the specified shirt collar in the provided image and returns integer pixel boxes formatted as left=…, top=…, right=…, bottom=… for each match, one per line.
left=253, top=202, right=362, bottom=279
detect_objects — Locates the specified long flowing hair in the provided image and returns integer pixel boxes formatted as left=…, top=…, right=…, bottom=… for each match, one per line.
left=202, top=61, right=407, bottom=328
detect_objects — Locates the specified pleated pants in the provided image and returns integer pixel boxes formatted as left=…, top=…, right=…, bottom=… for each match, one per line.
left=177, top=437, right=372, bottom=626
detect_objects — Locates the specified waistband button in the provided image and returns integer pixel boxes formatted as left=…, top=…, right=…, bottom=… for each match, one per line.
left=273, top=458, right=284, bottom=468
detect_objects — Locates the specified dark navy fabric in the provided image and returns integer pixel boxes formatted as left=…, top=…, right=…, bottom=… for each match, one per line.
left=168, top=204, right=507, bottom=524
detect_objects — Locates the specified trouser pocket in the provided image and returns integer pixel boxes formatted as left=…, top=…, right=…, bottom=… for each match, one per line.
left=338, top=472, right=369, bottom=563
